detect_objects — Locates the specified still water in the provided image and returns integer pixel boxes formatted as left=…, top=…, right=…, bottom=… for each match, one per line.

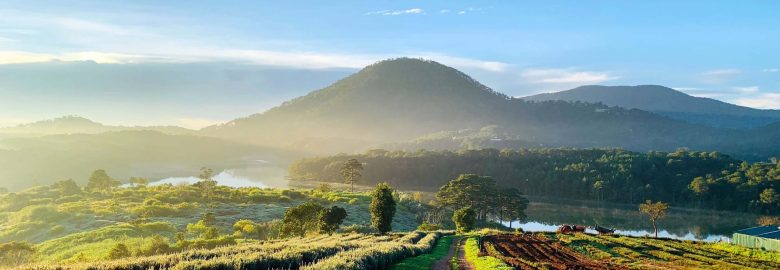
left=149, top=164, right=758, bottom=243
left=505, top=199, right=758, bottom=242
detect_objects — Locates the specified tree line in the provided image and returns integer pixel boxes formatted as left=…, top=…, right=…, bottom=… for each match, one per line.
left=290, top=148, right=780, bottom=213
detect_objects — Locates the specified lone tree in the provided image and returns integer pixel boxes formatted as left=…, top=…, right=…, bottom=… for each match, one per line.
left=85, top=169, right=120, bottom=192
left=453, top=207, right=476, bottom=233
left=370, top=182, right=396, bottom=234
left=340, top=159, right=363, bottom=192
left=319, top=206, right=348, bottom=235
left=639, top=200, right=669, bottom=238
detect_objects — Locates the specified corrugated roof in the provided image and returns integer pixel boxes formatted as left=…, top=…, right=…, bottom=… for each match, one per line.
left=736, top=225, right=780, bottom=238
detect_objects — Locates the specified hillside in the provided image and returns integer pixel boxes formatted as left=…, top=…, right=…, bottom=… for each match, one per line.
left=201, top=58, right=780, bottom=160
left=0, top=116, right=194, bottom=138
left=0, top=131, right=288, bottom=191
left=523, top=85, right=780, bottom=129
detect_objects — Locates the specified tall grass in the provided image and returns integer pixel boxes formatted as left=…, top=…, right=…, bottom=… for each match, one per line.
left=463, top=237, right=513, bottom=270
left=389, top=235, right=453, bottom=270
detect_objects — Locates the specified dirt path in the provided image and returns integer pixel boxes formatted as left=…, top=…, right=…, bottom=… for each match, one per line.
left=432, top=236, right=459, bottom=270
left=456, top=237, right=475, bottom=270
left=485, top=234, right=626, bottom=270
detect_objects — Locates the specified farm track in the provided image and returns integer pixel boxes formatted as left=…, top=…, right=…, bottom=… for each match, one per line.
left=485, top=234, right=626, bottom=270
left=456, top=237, right=475, bottom=270
left=432, top=236, right=458, bottom=270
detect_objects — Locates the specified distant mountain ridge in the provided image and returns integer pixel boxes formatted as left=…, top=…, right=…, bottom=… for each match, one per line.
left=201, top=58, right=780, bottom=160
left=0, top=115, right=193, bottom=137
left=522, top=85, right=780, bottom=129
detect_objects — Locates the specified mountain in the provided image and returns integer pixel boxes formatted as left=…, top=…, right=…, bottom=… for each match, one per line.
left=201, top=58, right=514, bottom=152
left=522, top=85, right=780, bottom=129
left=0, top=116, right=193, bottom=138
left=201, top=58, right=780, bottom=160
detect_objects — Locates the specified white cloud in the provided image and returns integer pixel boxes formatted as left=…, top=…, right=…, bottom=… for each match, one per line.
left=457, top=11, right=466, bottom=15
left=0, top=49, right=510, bottom=73
left=699, top=69, right=741, bottom=84
left=521, top=68, right=618, bottom=84
left=440, top=9, right=450, bottom=14
left=763, top=68, right=779, bottom=73
left=0, top=51, right=163, bottom=64
left=734, top=93, right=780, bottom=109
left=734, top=86, right=760, bottom=93
left=365, top=8, right=424, bottom=16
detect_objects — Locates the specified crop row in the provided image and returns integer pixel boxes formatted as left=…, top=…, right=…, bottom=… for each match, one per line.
left=15, top=233, right=408, bottom=270
left=300, top=231, right=442, bottom=270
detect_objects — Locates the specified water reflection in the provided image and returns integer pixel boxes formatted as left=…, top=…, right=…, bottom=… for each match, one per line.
left=504, top=200, right=758, bottom=242
left=150, top=160, right=289, bottom=188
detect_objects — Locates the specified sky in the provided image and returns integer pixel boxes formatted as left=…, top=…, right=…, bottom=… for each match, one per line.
left=0, top=0, right=779, bottom=128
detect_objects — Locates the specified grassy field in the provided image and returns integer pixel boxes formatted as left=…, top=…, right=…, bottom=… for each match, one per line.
left=0, top=183, right=424, bottom=264
left=390, top=235, right=453, bottom=270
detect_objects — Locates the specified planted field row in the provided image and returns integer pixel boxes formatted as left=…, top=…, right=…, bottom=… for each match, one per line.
left=14, top=232, right=433, bottom=270
left=486, top=233, right=780, bottom=270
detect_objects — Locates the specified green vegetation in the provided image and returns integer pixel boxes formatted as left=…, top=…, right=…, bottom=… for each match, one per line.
left=0, top=172, right=424, bottom=264
left=436, top=174, right=528, bottom=224
left=556, top=233, right=780, bottom=269
left=453, top=207, right=476, bottom=233
left=370, top=183, right=396, bottom=235
left=16, top=232, right=441, bottom=270
left=463, top=236, right=513, bottom=270
left=340, top=158, right=363, bottom=193
left=291, top=148, right=780, bottom=213
left=390, top=235, right=453, bottom=270
left=639, top=200, right=669, bottom=237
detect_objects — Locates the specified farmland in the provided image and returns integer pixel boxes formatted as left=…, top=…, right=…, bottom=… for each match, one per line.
left=478, top=232, right=780, bottom=270
left=14, top=231, right=442, bottom=270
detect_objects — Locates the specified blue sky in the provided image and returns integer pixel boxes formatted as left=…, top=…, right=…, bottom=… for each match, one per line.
left=0, top=0, right=779, bottom=127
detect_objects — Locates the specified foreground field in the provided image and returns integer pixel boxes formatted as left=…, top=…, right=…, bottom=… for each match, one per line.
left=15, top=231, right=441, bottom=270
left=481, top=232, right=780, bottom=270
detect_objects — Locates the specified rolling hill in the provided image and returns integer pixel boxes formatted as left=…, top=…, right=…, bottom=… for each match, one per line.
left=0, top=116, right=194, bottom=138
left=0, top=130, right=293, bottom=191
left=201, top=58, right=780, bottom=160
left=522, top=85, right=780, bottom=129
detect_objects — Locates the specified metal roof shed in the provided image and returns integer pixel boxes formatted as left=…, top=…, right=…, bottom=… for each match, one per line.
left=733, top=225, right=780, bottom=252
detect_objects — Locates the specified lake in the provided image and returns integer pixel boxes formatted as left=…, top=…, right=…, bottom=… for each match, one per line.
left=150, top=166, right=758, bottom=242
left=506, top=198, right=759, bottom=242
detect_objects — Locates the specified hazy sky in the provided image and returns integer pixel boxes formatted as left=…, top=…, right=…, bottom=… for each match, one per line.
left=1, top=0, right=779, bottom=128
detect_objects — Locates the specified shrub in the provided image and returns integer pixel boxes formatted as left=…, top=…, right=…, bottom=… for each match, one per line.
left=453, top=207, right=476, bottom=233
left=370, top=183, right=396, bottom=234
left=107, top=243, right=131, bottom=259
left=417, top=221, right=444, bottom=231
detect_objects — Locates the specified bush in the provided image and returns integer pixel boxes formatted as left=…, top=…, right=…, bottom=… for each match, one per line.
left=107, top=243, right=131, bottom=259
left=281, top=190, right=306, bottom=200
left=417, top=221, right=444, bottom=231
left=453, top=207, right=476, bottom=233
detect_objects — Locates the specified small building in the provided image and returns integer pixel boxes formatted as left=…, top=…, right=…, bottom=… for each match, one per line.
left=733, top=225, right=780, bottom=252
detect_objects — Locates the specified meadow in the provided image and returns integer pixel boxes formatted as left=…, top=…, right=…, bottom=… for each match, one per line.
left=0, top=181, right=423, bottom=265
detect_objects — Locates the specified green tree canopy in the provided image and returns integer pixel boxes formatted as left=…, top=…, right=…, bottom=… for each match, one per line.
left=319, top=206, right=348, bottom=235
left=280, top=201, right=325, bottom=237
left=340, top=159, right=363, bottom=192
left=639, top=200, right=669, bottom=238
left=85, top=169, right=120, bottom=192
left=370, top=182, right=396, bottom=234
left=453, top=207, right=476, bottom=233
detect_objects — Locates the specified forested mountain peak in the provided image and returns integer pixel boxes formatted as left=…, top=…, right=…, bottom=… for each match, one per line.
left=523, top=85, right=780, bottom=129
